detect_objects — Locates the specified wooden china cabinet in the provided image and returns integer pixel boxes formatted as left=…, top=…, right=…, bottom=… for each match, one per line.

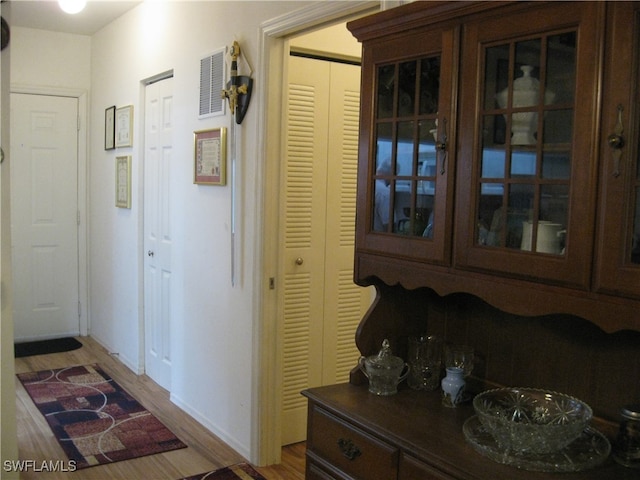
left=303, top=2, right=640, bottom=480
left=350, top=0, right=640, bottom=339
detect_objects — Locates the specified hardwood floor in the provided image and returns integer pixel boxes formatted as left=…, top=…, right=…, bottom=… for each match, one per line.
left=13, top=336, right=305, bottom=480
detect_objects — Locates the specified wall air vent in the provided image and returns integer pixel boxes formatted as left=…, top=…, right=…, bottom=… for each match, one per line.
left=199, top=47, right=226, bottom=118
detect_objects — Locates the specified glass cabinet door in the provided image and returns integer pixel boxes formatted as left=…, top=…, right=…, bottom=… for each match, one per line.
left=455, top=2, right=601, bottom=287
left=477, top=35, right=573, bottom=255
left=373, top=58, right=440, bottom=239
left=357, top=27, right=457, bottom=265
left=595, top=1, right=640, bottom=298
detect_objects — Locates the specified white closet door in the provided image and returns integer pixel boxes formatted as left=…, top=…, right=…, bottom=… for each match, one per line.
left=144, top=77, right=174, bottom=391
left=321, top=62, right=370, bottom=385
left=280, top=55, right=372, bottom=445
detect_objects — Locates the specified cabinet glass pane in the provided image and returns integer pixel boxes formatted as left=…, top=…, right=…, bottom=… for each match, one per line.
left=543, top=110, right=573, bottom=144
left=420, top=57, right=440, bottom=114
left=547, top=34, right=576, bottom=104
left=377, top=65, right=395, bottom=119
left=418, top=119, right=437, bottom=238
left=373, top=123, right=393, bottom=232
left=479, top=183, right=504, bottom=246
left=419, top=119, right=438, bottom=177
left=542, top=150, right=570, bottom=179
left=510, top=149, right=536, bottom=178
left=375, top=123, right=393, bottom=167
left=397, top=121, right=415, bottom=175
left=373, top=174, right=392, bottom=232
left=398, top=61, right=417, bottom=117
left=482, top=115, right=507, bottom=176
left=514, top=40, right=541, bottom=104
left=394, top=180, right=412, bottom=234
left=541, top=184, right=569, bottom=225
left=476, top=30, right=576, bottom=256
left=395, top=180, right=434, bottom=237
left=483, top=45, right=510, bottom=111
left=372, top=55, right=441, bottom=239
left=507, top=184, right=534, bottom=250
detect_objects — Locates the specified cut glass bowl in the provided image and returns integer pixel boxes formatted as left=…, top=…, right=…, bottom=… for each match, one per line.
left=473, top=387, right=593, bottom=454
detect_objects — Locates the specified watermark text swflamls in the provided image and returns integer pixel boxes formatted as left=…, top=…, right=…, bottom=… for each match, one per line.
left=3, top=460, right=77, bottom=473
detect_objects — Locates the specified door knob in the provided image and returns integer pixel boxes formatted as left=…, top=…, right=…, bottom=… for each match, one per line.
left=148, top=250, right=154, bottom=257
left=295, top=257, right=304, bottom=265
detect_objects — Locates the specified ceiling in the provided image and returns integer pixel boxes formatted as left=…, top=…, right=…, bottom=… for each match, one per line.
left=6, top=0, right=141, bottom=36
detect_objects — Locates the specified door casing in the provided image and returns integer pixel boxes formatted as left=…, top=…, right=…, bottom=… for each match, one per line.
left=10, top=84, right=89, bottom=339
left=254, top=0, right=379, bottom=465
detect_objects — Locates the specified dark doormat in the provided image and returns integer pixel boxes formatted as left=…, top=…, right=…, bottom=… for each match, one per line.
left=14, top=337, right=83, bottom=358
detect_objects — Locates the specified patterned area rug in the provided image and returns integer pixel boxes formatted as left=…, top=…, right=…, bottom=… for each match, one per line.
left=180, top=463, right=266, bottom=480
left=17, top=364, right=187, bottom=469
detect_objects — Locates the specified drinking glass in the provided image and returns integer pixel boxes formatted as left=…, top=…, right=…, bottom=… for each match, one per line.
left=444, top=344, right=475, bottom=377
left=407, top=335, right=443, bottom=390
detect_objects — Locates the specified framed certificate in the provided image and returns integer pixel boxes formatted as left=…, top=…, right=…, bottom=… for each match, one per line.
left=105, top=105, right=116, bottom=150
left=115, top=105, right=133, bottom=148
left=194, top=128, right=227, bottom=185
left=115, top=155, right=132, bottom=208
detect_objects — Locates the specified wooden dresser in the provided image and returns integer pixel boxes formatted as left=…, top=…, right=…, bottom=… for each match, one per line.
left=303, top=384, right=635, bottom=480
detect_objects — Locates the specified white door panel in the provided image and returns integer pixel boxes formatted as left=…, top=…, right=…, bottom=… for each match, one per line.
left=144, top=77, right=174, bottom=391
left=10, top=93, right=79, bottom=341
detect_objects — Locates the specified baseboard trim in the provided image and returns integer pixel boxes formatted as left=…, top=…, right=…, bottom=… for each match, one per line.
left=170, top=392, right=250, bottom=461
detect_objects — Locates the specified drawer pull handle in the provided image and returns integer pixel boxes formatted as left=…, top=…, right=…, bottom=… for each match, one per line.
left=337, top=438, right=362, bottom=461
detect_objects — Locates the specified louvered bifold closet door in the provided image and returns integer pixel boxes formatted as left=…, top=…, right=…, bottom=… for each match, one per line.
left=322, top=62, right=371, bottom=385
left=280, top=55, right=372, bottom=446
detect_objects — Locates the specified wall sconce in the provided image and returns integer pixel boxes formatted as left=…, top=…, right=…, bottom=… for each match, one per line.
left=221, top=41, right=253, bottom=124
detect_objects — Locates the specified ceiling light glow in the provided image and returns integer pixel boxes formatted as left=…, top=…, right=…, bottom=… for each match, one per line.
left=58, top=0, right=87, bottom=15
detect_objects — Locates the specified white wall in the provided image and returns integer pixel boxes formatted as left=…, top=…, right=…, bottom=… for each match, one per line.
left=9, top=28, right=91, bottom=344
left=6, top=0, right=369, bottom=464
left=88, top=0, right=314, bottom=461
left=290, top=21, right=362, bottom=57
left=1, top=3, right=19, bottom=476
left=10, top=28, right=90, bottom=89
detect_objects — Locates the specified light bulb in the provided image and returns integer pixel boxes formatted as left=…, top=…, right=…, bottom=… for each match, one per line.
left=58, top=0, right=87, bottom=14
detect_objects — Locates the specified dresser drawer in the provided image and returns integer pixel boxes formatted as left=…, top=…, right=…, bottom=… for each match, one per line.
left=399, top=453, right=455, bottom=480
left=307, top=405, right=399, bottom=479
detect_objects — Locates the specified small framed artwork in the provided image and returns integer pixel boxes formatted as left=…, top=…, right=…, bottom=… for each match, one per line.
left=115, top=105, right=133, bottom=147
left=105, top=105, right=116, bottom=150
left=194, top=127, right=227, bottom=185
left=115, top=155, right=132, bottom=208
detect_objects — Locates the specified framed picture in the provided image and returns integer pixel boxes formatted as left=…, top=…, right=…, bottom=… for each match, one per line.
left=105, top=105, right=116, bottom=150
left=115, top=105, right=133, bottom=147
left=194, top=127, right=227, bottom=185
left=115, top=155, right=132, bottom=208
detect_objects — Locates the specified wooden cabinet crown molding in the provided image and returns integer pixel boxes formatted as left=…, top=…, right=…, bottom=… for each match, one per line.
left=348, top=1, right=516, bottom=42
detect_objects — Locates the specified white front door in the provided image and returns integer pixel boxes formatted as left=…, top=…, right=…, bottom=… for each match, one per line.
left=144, top=77, right=174, bottom=391
left=10, top=93, right=79, bottom=341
